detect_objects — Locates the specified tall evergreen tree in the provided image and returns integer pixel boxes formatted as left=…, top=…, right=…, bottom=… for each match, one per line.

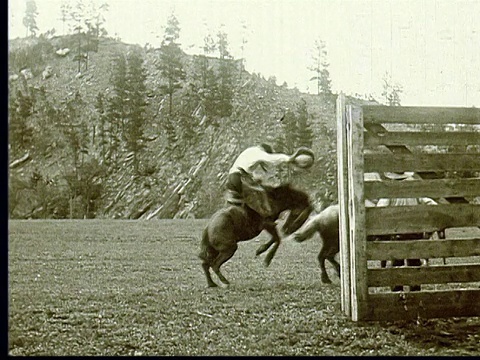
left=69, top=0, right=87, bottom=72
left=295, top=100, right=314, bottom=149
left=59, top=2, right=72, bottom=35
left=83, top=1, right=109, bottom=54
left=62, top=91, right=88, bottom=170
left=215, top=29, right=235, bottom=118
left=66, top=0, right=108, bottom=71
left=190, top=31, right=221, bottom=122
left=275, top=101, right=314, bottom=153
left=105, top=53, right=128, bottom=166
left=308, top=39, right=332, bottom=95
left=94, top=92, right=108, bottom=163
left=157, top=12, right=186, bottom=147
left=124, top=51, right=148, bottom=172
left=23, top=0, right=39, bottom=37
left=9, top=90, right=34, bottom=155
left=275, top=108, right=298, bottom=153
left=381, top=72, right=403, bottom=106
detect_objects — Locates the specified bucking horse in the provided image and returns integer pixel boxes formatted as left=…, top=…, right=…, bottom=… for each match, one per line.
left=199, top=167, right=313, bottom=287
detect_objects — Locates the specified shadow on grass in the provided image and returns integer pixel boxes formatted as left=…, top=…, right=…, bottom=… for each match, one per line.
left=377, top=317, right=480, bottom=353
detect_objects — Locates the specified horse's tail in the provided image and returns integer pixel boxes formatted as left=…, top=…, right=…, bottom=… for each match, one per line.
left=316, top=200, right=326, bottom=213
left=293, top=214, right=321, bottom=242
left=198, top=227, right=209, bottom=260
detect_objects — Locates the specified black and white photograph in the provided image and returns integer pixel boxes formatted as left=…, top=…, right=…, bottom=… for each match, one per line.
left=8, top=0, right=480, bottom=356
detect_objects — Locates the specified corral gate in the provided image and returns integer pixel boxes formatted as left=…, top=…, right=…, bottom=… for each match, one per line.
left=336, top=93, right=480, bottom=321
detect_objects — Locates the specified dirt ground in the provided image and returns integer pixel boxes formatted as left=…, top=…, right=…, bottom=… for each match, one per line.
left=8, top=220, right=480, bottom=356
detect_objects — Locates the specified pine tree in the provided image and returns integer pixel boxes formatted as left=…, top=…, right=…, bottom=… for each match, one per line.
left=9, top=90, right=34, bottom=155
left=59, top=2, right=71, bottom=35
left=94, top=92, right=108, bottom=163
left=88, top=1, right=109, bottom=51
left=157, top=12, right=186, bottom=148
left=295, top=100, right=314, bottom=149
left=124, top=51, right=148, bottom=172
left=23, top=0, right=39, bottom=37
left=275, top=108, right=298, bottom=153
left=275, top=101, right=314, bottom=153
left=83, top=1, right=109, bottom=54
left=191, top=31, right=221, bottom=123
left=69, top=0, right=89, bottom=72
left=215, top=28, right=235, bottom=118
left=308, top=39, right=332, bottom=95
left=62, top=91, right=88, bottom=170
left=239, top=20, right=249, bottom=80
left=381, top=72, right=403, bottom=106
left=105, top=53, right=128, bottom=167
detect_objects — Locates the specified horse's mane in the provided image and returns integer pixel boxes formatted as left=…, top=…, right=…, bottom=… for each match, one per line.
left=265, top=183, right=310, bottom=206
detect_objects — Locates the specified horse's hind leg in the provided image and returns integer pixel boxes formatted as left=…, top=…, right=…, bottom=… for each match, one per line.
left=211, top=244, right=238, bottom=285
left=317, top=249, right=332, bottom=284
left=201, top=261, right=218, bottom=288
left=199, top=231, right=219, bottom=288
left=324, top=243, right=340, bottom=279
left=318, top=254, right=331, bottom=284
left=327, top=256, right=340, bottom=279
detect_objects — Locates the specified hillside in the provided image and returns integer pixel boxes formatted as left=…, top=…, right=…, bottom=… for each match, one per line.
left=8, top=35, right=375, bottom=219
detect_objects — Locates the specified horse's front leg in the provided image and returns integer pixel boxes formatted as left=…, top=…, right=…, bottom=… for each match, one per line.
left=283, top=205, right=313, bottom=235
left=255, top=218, right=277, bottom=256
left=261, top=221, right=282, bottom=267
left=255, top=238, right=276, bottom=256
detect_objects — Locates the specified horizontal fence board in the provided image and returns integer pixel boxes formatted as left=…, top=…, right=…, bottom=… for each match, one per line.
left=364, top=154, right=480, bottom=172
left=364, top=178, right=480, bottom=198
left=363, top=105, right=480, bottom=125
left=365, top=289, right=480, bottom=321
left=364, top=131, right=480, bottom=147
left=368, top=264, right=480, bottom=287
left=366, top=204, right=480, bottom=235
left=367, top=238, right=480, bottom=260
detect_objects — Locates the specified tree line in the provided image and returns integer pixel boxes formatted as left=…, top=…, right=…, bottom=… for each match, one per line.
left=9, top=5, right=322, bottom=219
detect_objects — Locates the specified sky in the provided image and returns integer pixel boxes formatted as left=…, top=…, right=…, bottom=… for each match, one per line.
left=8, top=0, right=480, bottom=106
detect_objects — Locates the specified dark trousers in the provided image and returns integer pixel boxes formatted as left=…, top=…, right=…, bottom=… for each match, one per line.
left=374, top=233, right=423, bottom=291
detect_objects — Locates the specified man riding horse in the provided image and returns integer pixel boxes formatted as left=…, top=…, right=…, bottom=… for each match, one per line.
left=225, top=143, right=314, bottom=215
left=199, top=143, right=315, bottom=287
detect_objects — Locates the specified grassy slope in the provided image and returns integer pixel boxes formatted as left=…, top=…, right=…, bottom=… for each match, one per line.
left=8, top=220, right=480, bottom=356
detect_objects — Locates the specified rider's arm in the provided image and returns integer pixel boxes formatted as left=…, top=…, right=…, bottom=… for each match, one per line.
left=261, top=152, right=292, bottom=166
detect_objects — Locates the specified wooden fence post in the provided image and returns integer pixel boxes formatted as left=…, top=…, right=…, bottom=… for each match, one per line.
left=336, top=93, right=351, bottom=316
left=347, top=105, right=368, bottom=321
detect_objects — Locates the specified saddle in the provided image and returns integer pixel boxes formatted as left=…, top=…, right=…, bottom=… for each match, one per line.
left=225, top=170, right=273, bottom=217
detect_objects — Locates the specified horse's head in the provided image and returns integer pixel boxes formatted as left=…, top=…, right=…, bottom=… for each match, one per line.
left=270, top=185, right=313, bottom=235
left=238, top=168, right=272, bottom=217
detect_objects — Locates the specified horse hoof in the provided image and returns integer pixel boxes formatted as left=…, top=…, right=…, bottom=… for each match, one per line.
left=208, top=282, right=218, bottom=288
left=321, top=278, right=332, bottom=284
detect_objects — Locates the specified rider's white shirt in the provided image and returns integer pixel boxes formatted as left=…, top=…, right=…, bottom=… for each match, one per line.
left=229, top=146, right=291, bottom=186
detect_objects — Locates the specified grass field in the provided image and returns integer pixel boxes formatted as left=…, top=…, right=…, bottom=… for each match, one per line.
left=8, top=220, right=480, bottom=356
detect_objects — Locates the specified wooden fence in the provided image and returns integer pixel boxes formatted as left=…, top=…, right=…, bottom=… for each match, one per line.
left=336, top=94, right=480, bottom=321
